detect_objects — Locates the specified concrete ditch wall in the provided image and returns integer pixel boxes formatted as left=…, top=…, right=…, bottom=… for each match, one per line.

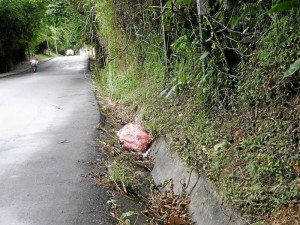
left=150, top=136, right=245, bottom=225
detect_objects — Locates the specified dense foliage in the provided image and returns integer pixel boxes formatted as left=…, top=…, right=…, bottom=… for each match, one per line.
left=88, top=0, right=300, bottom=223
left=0, top=0, right=84, bottom=72
left=0, top=0, right=46, bottom=72
left=42, top=1, right=84, bottom=54
left=1, top=0, right=298, bottom=223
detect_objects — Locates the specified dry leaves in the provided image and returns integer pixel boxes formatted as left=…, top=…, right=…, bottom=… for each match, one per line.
left=89, top=94, right=194, bottom=224
left=270, top=204, right=300, bottom=225
left=145, top=180, right=194, bottom=225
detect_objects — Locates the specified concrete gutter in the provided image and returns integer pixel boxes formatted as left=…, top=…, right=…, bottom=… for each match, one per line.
left=150, top=137, right=245, bottom=225
left=0, top=58, right=53, bottom=78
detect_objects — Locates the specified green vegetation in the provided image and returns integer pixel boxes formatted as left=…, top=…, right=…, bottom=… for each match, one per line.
left=0, top=0, right=47, bottom=72
left=36, top=51, right=59, bottom=60
left=1, top=0, right=298, bottom=223
left=88, top=0, right=300, bottom=224
left=43, top=1, right=84, bottom=54
left=108, top=160, right=137, bottom=191
left=119, top=211, right=137, bottom=225
left=35, top=54, right=50, bottom=60
left=0, top=0, right=85, bottom=72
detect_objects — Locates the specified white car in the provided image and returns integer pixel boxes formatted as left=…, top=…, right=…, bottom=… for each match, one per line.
left=66, top=49, right=74, bottom=56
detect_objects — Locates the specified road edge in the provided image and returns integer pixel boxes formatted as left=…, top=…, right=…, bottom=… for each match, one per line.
left=0, top=58, right=53, bottom=78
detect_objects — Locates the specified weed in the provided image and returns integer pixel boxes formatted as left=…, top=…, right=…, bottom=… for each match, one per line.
left=119, top=211, right=137, bottom=225
left=91, top=1, right=300, bottom=224
left=108, top=161, right=136, bottom=192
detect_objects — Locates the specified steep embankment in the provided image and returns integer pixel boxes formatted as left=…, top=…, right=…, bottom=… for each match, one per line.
left=90, top=1, right=299, bottom=224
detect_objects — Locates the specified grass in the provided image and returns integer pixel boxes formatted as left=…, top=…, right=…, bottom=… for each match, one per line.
left=91, top=3, right=300, bottom=224
left=36, top=54, right=49, bottom=60
left=93, top=51, right=299, bottom=224
left=108, top=161, right=136, bottom=191
left=36, top=51, right=60, bottom=60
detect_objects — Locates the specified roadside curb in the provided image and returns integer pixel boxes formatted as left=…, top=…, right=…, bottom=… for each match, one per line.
left=0, top=58, right=53, bottom=78
left=150, top=137, right=245, bottom=225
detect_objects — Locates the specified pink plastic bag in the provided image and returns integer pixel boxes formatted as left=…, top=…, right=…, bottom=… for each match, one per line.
left=117, top=123, right=152, bottom=153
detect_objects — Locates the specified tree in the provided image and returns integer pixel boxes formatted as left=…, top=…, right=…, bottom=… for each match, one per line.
left=0, top=0, right=47, bottom=72
left=42, top=1, right=84, bottom=54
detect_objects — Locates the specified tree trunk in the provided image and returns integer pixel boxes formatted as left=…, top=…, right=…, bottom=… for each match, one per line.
left=55, top=38, right=58, bottom=54
left=197, top=0, right=207, bottom=15
left=46, top=31, right=50, bottom=55
left=197, top=0, right=206, bottom=75
left=224, top=0, right=233, bottom=10
left=160, top=0, right=168, bottom=69
left=26, top=42, right=30, bottom=60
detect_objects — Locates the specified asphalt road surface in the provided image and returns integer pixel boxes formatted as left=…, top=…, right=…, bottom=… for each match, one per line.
left=0, top=56, right=113, bottom=225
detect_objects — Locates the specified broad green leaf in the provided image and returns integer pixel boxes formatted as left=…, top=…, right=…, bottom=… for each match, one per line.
left=165, top=1, right=172, bottom=8
left=250, top=184, right=262, bottom=192
left=230, top=16, right=239, bottom=29
left=120, top=211, right=136, bottom=220
left=176, top=0, right=192, bottom=5
left=284, top=58, right=300, bottom=78
left=218, top=12, right=224, bottom=23
left=268, top=0, right=298, bottom=13
left=170, top=35, right=188, bottom=53
left=200, top=51, right=209, bottom=61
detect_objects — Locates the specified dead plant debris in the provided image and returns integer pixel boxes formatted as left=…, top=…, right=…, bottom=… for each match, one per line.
left=83, top=94, right=195, bottom=224
left=144, top=180, right=194, bottom=225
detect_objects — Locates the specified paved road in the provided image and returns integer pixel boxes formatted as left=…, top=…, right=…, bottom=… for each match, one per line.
left=0, top=56, right=113, bottom=225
